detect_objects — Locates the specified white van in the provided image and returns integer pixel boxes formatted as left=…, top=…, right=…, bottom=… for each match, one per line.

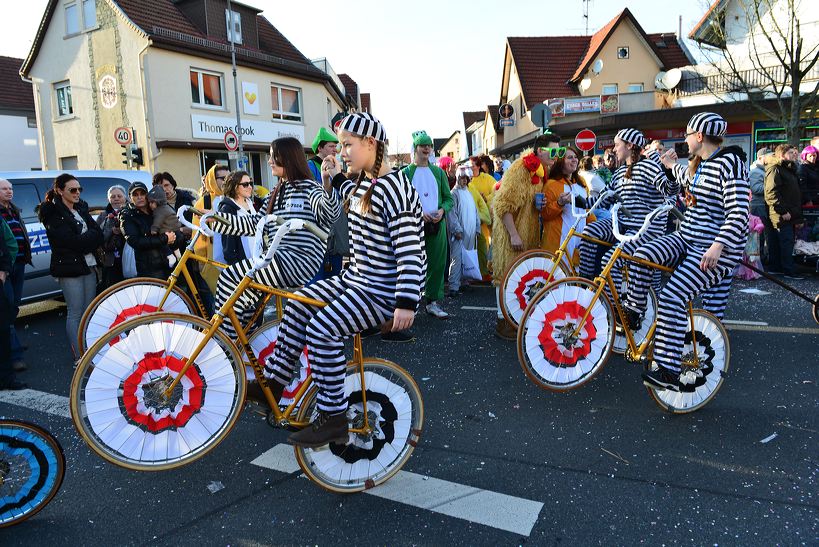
left=0, top=170, right=154, bottom=303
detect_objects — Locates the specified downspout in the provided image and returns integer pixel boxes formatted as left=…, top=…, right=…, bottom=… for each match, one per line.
left=138, top=38, right=161, bottom=171
left=20, top=75, right=48, bottom=170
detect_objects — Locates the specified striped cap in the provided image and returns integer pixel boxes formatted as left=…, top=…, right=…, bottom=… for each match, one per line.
left=687, top=112, right=727, bottom=137
left=337, top=112, right=387, bottom=143
left=615, top=128, right=646, bottom=148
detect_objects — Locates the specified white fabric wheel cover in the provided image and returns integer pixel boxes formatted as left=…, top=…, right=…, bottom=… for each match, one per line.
left=83, top=321, right=238, bottom=464
left=247, top=323, right=310, bottom=408
left=300, top=369, right=415, bottom=487
left=523, top=283, right=611, bottom=387
left=504, top=255, right=567, bottom=324
left=84, top=284, right=190, bottom=350
left=653, top=313, right=728, bottom=410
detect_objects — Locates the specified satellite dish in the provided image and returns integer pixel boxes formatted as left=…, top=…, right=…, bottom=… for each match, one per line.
left=662, top=68, right=682, bottom=89
left=579, top=78, right=592, bottom=92
left=591, top=59, right=604, bottom=75
left=654, top=71, right=668, bottom=90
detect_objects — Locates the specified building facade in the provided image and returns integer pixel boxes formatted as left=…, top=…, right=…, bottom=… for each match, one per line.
left=0, top=56, right=41, bottom=171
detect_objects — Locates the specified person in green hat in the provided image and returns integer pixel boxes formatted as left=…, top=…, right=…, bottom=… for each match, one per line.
left=402, top=130, right=453, bottom=319
left=307, top=127, right=339, bottom=182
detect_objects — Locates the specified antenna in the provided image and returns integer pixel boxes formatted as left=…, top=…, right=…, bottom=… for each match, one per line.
left=582, top=0, right=591, bottom=35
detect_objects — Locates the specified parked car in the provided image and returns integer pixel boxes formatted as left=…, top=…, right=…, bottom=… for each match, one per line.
left=0, top=170, right=154, bottom=303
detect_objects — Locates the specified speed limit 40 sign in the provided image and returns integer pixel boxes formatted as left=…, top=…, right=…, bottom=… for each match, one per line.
left=114, top=127, right=133, bottom=146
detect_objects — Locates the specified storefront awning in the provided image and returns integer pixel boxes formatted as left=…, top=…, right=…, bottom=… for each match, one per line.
left=155, top=140, right=313, bottom=155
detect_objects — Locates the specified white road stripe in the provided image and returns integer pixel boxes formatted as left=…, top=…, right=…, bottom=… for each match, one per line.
left=0, top=389, right=71, bottom=418
left=722, top=319, right=768, bottom=326
left=723, top=324, right=819, bottom=335
left=252, top=443, right=543, bottom=536
left=460, top=306, right=498, bottom=311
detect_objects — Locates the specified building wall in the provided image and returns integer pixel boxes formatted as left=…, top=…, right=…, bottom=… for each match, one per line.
left=0, top=114, right=41, bottom=170
left=153, top=148, right=202, bottom=192
left=439, top=132, right=459, bottom=160
left=500, top=60, right=537, bottom=144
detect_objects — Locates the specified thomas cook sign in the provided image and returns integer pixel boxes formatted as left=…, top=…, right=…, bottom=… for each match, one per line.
left=191, top=114, right=305, bottom=144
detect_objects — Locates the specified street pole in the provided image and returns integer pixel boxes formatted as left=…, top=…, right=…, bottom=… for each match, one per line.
left=227, top=0, right=243, bottom=171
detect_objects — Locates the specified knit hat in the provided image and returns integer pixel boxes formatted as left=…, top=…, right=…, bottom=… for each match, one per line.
left=412, top=130, right=434, bottom=148
left=615, top=128, right=646, bottom=148
left=128, top=181, right=148, bottom=196
left=687, top=112, right=727, bottom=137
left=337, top=112, right=387, bottom=143
left=311, top=127, right=339, bottom=154
left=147, top=185, right=167, bottom=205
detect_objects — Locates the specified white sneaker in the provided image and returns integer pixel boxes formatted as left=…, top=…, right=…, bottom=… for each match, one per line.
left=679, top=368, right=703, bottom=386
left=425, top=301, right=449, bottom=319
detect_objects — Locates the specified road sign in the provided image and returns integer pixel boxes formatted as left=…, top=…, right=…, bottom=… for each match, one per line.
left=228, top=151, right=239, bottom=160
left=575, top=129, right=597, bottom=152
left=499, top=118, right=515, bottom=127
left=114, top=127, right=133, bottom=146
left=530, top=103, right=552, bottom=128
left=499, top=103, right=515, bottom=119
left=224, top=129, right=239, bottom=151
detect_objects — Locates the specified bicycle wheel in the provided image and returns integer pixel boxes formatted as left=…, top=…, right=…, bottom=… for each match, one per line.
left=246, top=320, right=311, bottom=408
left=78, top=277, right=196, bottom=355
left=501, top=250, right=570, bottom=327
left=294, top=359, right=424, bottom=494
left=518, top=277, right=615, bottom=391
left=0, top=420, right=65, bottom=528
left=812, top=294, right=818, bottom=325
left=612, top=288, right=658, bottom=355
left=647, top=310, right=730, bottom=414
left=70, top=312, right=246, bottom=471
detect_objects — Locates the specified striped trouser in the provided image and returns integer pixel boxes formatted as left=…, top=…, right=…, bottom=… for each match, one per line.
left=214, top=256, right=298, bottom=339
left=700, top=274, right=734, bottom=320
left=264, top=276, right=393, bottom=414
left=624, top=232, right=738, bottom=373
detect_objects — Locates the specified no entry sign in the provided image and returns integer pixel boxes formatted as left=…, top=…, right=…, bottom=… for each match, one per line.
left=575, top=129, right=597, bottom=152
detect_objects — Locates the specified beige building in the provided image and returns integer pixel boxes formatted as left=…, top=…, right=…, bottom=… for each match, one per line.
left=437, top=131, right=460, bottom=160
left=22, top=0, right=355, bottom=189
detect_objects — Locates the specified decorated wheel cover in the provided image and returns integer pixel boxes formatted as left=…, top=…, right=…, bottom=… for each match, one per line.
left=522, top=282, right=612, bottom=388
left=84, top=284, right=191, bottom=352
left=247, top=322, right=310, bottom=408
left=503, top=254, right=567, bottom=326
left=83, top=320, right=239, bottom=465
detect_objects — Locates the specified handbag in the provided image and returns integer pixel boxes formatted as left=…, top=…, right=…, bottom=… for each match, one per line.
left=122, top=243, right=137, bottom=278
left=461, top=246, right=481, bottom=281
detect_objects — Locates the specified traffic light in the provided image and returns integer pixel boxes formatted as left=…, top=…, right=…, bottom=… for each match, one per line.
left=131, top=146, right=144, bottom=167
left=121, top=145, right=132, bottom=168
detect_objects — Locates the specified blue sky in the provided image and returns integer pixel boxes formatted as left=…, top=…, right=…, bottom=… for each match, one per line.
left=3, top=0, right=710, bottom=153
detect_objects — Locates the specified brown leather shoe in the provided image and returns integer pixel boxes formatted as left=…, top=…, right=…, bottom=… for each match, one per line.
left=288, top=410, right=349, bottom=448
left=494, top=318, right=517, bottom=341
left=245, top=378, right=285, bottom=406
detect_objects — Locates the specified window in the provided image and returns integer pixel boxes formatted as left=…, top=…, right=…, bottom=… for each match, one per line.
left=271, top=84, right=302, bottom=122
left=190, top=69, right=224, bottom=108
left=225, top=9, right=242, bottom=45
left=27, top=117, right=37, bottom=128
left=602, top=84, right=618, bottom=95
left=65, top=0, right=96, bottom=35
left=54, top=81, right=73, bottom=118
left=627, top=83, right=644, bottom=93
left=617, top=47, right=629, bottom=59
left=60, top=156, right=79, bottom=170
left=5, top=183, right=41, bottom=221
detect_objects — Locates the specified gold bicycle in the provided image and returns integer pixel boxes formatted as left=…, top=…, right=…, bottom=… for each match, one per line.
left=517, top=202, right=730, bottom=413
left=69, top=212, right=423, bottom=492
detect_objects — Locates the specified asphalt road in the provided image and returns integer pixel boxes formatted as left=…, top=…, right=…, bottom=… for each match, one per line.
left=1, top=274, right=818, bottom=546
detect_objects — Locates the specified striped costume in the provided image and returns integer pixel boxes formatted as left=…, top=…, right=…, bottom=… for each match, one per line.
left=625, top=146, right=750, bottom=373
left=214, top=179, right=340, bottom=338
left=265, top=170, right=426, bottom=413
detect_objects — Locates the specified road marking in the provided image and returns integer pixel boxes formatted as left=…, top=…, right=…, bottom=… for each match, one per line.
left=0, top=389, right=71, bottom=418
left=723, top=324, right=819, bottom=335
left=722, top=319, right=768, bottom=326
left=252, top=443, right=543, bottom=536
left=460, top=306, right=498, bottom=311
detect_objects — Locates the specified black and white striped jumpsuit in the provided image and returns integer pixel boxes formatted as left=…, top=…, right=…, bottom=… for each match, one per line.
left=578, top=158, right=680, bottom=299
left=623, top=147, right=750, bottom=373
left=264, top=170, right=426, bottom=414
left=214, top=180, right=340, bottom=338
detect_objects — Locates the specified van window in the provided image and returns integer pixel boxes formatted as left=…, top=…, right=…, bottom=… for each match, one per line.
left=9, top=175, right=136, bottom=214
left=7, top=183, right=41, bottom=221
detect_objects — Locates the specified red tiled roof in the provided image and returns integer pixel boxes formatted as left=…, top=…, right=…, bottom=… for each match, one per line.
left=507, top=36, right=590, bottom=107
left=338, top=73, right=359, bottom=101
left=255, top=15, right=313, bottom=65
left=360, top=92, right=371, bottom=113
left=646, top=32, right=692, bottom=68
left=689, top=0, right=725, bottom=40
left=0, top=56, right=34, bottom=111
left=115, top=0, right=204, bottom=37
left=570, top=9, right=624, bottom=82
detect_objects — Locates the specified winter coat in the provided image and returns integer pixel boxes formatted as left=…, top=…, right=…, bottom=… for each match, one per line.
left=765, top=157, right=803, bottom=228
left=798, top=161, right=819, bottom=204
left=95, top=203, right=126, bottom=268
left=217, top=198, right=251, bottom=264
left=120, top=203, right=183, bottom=278
left=0, top=202, right=32, bottom=265
left=38, top=198, right=103, bottom=277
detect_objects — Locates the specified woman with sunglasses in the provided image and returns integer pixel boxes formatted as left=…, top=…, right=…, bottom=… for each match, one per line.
left=217, top=170, right=256, bottom=264
left=577, top=128, right=680, bottom=312
left=38, top=173, right=104, bottom=358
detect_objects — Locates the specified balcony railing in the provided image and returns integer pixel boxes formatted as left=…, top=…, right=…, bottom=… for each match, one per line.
left=678, top=62, right=819, bottom=97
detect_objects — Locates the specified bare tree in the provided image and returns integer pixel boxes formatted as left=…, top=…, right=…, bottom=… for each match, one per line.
left=690, top=0, right=819, bottom=145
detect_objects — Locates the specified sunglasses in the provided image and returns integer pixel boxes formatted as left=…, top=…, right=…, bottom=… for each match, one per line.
left=684, top=130, right=699, bottom=137
left=538, top=147, right=567, bottom=159
left=238, top=182, right=253, bottom=187
left=67, top=187, right=83, bottom=194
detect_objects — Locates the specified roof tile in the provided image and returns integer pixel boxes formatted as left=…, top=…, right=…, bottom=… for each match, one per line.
left=0, top=56, right=34, bottom=111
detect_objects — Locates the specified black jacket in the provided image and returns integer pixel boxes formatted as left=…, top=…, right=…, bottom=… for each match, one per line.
left=217, top=198, right=250, bottom=264
left=765, top=158, right=803, bottom=228
left=798, top=162, right=819, bottom=205
left=95, top=204, right=126, bottom=268
left=38, top=198, right=103, bottom=277
left=120, top=203, right=183, bottom=277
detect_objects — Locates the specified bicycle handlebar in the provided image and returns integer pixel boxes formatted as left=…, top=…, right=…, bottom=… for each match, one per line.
left=569, top=189, right=614, bottom=219
left=611, top=201, right=675, bottom=243
left=251, top=214, right=330, bottom=270
left=176, top=205, right=229, bottom=238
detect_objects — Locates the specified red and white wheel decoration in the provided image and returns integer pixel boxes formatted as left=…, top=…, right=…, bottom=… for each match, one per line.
left=246, top=321, right=310, bottom=408
left=519, top=279, right=613, bottom=390
left=82, top=283, right=192, bottom=353
left=502, top=253, right=568, bottom=326
left=80, top=317, right=242, bottom=468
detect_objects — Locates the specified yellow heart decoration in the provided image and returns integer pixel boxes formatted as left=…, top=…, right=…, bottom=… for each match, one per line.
left=244, top=92, right=257, bottom=104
